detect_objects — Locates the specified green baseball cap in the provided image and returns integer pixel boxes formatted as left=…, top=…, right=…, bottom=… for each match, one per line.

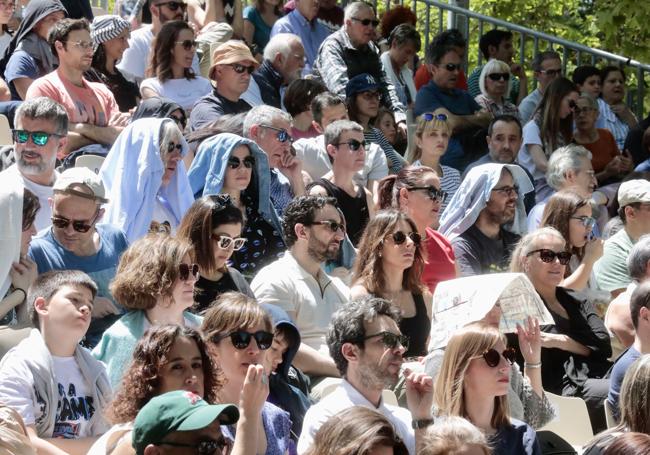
left=133, top=390, right=239, bottom=454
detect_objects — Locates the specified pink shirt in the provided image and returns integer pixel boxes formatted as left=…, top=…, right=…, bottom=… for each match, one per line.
left=26, top=70, right=119, bottom=126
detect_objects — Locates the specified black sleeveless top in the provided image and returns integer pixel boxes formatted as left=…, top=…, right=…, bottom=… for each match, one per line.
left=308, top=178, right=369, bottom=246
left=399, top=293, right=430, bottom=358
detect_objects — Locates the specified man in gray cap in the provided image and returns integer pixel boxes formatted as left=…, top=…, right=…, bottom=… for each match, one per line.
left=594, top=179, right=650, bottom=298
left=28, top=167, right=129, bottom=347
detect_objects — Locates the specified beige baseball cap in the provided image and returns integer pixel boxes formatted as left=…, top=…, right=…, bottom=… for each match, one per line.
left=618, top=179, right=650, bottom=207
left=53, top=167, right=108, bottom=203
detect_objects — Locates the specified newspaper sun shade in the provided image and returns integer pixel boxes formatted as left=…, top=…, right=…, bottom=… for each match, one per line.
left=428, top=273, right=554, bottom=350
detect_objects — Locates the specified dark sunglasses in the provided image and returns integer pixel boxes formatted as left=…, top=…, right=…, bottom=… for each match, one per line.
left=391, top=231, right=421, bottom=245
left=260, top=124, right=293, bottom=143
left=487, top=72, right=510, bottom=82
left=335, top=139, right=366, bottom=152
left=167, top=142, right=183, bottom=154
left=407, top=185, right=447, bottom=203
left=422, top=112, right=448, bottom=122
left=175, top=39, right=197, bottom=51
left=229, top=63, right=255, bottom=74
left=363, top=331, right=409, bottom=351
left=155, top=1, right=187, bottom=11
left=227, top=155, right=255, bottom=169
left=571, top=215, right=596, bottom=229
left=309, top=219, right=346, bottom=233
left=212, top=234, right=247, bottom=251
left=526, top=248, right=572, bottom=265
left=51, top=211, right=100, bottom=233
left=160, top=437, right=231, bottom=455
left=440, top=63, right=461, bottom=72
left=13, top=129, right=63, bottom=146
left=214, top=330, right=274, bottom=350
left=491, top=184, right=519, bottom=198
left=178, top=263, right=199, bottom=281
left=477, top=347, right=517, bottom=367
left=351, top=17, right=379, bottom=27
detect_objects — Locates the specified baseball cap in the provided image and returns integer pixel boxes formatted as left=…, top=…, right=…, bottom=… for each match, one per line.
left=345, top=73, right=380, bottom=99
left=53, top=167, right=108, bottom=203
left=618, top=179, right=650, bottom=207
left=209, top=40, right=258, bottom=78
left=133, top=390, right=239, bottom=455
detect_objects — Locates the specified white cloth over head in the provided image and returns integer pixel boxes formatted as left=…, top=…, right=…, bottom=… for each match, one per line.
left=0, top=173, right=23, bottom=299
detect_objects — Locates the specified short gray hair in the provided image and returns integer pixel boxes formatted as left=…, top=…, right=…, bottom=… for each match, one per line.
left=344, top=1, right=373, bottom=22
left=509, top=227, right=565, bottom=273
left=546, top=144, right=592, bottom=191
left=15, top=97, right=68, bottom=136
left=578, top=92, right=600, bottom=112
left=324, top=119, right=363, bottom=147
left=327, top=296, right=401, bottom=377
left=628, top=235, right=650, bottom=281
left=263, top=33, right=301, bottom=61
left=243, top=105, right=293, bottom=139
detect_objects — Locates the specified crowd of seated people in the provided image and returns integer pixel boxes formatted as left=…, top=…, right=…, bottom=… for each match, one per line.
left=3, top=1, right=650, bottom=453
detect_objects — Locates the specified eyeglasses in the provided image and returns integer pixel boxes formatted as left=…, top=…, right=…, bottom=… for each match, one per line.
left=573, top=106, right=595, bottom=115
left=526, top=248, right=572, bottom=265
left=351, top=17, right=379, bottom=27
left=229, top=63, right=255, bottom=74
left=212, top=234, right=247, bottom=251
left=439, top=63, right=461, bottom=72
left=159, top=437, right=231, bottom=455
left=155, top=1, right=187, bottom=11
left=422, top=112, right=448, bottom=122
left=167, top=142, right=183, bottom=154
left=309, top=220, right=346, bottom=233
left=487, top=72, right=510, bottom=82
left=491, top=184, right=519, bottom=198
left=13, top=129, right=64, bottom=147
left=539, top=68, right=562, bottom=77
left=260, top=124, right=293, bottom=143
left=178, top=263, right=199, bottom=281
left=66, top=40, right=94, bottom=51
left=390, top=231, right=421, bottom=246
left=335, top=139, right=366, bottom=152
left=175, top=39, right=197, bottom=51
left=407, top=185, right=447, bottom=203
left=227, top=155, right=255, bottom=169
left=51, top=211, right=100, bottom=233
left=360, top=91, right=380, bottom=101
left=363, top=331, right=409, bottom=351
left=473, top=347, right=517, bottom=368
left=213, top=330, right=274, bottom=350
left=570, top=215, right=596, bottom=229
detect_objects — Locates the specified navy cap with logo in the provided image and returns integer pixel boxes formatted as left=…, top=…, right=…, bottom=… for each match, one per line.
left=345, top=73, right=381, bottom=99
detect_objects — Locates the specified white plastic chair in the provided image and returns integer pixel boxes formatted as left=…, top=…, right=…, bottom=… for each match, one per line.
left=0, top=114, right=12, bottom=146
left=75, top=154, right=105, bottom=174
left=604, top=399, right=617, bottom=429
left=540, top=392, right=594, bottom=447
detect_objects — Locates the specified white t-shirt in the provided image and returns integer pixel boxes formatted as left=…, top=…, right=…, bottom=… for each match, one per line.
left=140, top=77, right=213, bottom=112
left=2, top=165, right=57, bottom=231
left=51, top=356, right=94, bottom=439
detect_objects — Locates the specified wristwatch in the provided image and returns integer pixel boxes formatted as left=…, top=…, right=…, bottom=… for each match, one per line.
left=411, top=418, right=435, bottom=429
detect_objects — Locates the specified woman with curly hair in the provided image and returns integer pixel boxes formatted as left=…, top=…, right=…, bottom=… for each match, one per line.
left=92, top=234, right=202, bottom=388
left=351, top=209, right=431, bottom=357
left=140, top=20, right=211, bottom=113
left=87, top=325, right=223, bottom=454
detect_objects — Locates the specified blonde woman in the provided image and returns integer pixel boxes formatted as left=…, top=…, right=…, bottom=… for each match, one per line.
left=475, top=59, right=520, bottom=119
left=420, top=416, right=490, bottom=455
left=435, top=322, right=541, bottom=454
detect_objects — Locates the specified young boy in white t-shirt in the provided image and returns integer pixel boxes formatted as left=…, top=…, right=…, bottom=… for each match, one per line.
left=0, top=270, right=112, bottom=454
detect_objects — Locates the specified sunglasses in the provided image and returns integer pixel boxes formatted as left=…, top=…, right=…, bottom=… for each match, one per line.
left=260, top=124, right=293, bottom=143
left=155, top=1, right=187, bottom=11
left=440, top=63, right=461, bottom=72
left=539, top=68, right=562, bottom=77
left=526, top=248, right=572, bottom=265
left=167, top=142, right=183, bottom=154
left=407, top=185, right=447, bottom=203
left=214, top=330, right=274, bottom=350
left=491, top=184, right=519, bottom=198
left=13, top=129, right=63, bottom=147
left=475, top=347, right=517, bottom=368
left=351, top=17, right=379, bottom=27
left=571, top=215, right=596, bottom=229
left=227, top=155, right=255, bottom=169
left=67, top=40, right=94, bottom=51
left=309, top=219, right=346, bottom=233
left=229, top=63, right=255, bottom=74
left=51, top=211, right=100, bottom=233
left=212, top=234, right=247, bottom=251
left=335, top=139, right=366, bottom=152
left=422, top=112, right=448, bottom=122
left=390, top=231, right=421, bottom=246
left=487, top=72, right=510, bottom=82
left=178, top=263, right=199, bottom=281
left=363, top=331, right=409, bottom=351
left=175, top=39, right=197, bottom=51
left=160, top=437, right=231, bottom=455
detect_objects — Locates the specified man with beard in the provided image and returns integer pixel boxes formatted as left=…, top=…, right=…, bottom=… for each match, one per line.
left=297, top=296, right=434, bottom=455
left=439, top=163, right=533, bottom=276
left=26, top=19, right=127, bottom=155
left=252, top=196, right=349, bottom=377
left=0, top=97, right=67, bottom=230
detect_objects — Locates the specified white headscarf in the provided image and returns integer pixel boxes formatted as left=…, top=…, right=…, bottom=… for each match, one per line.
left=439, top=163, right=533, bottom=241
left=0, top=173, right=24, bottom=299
